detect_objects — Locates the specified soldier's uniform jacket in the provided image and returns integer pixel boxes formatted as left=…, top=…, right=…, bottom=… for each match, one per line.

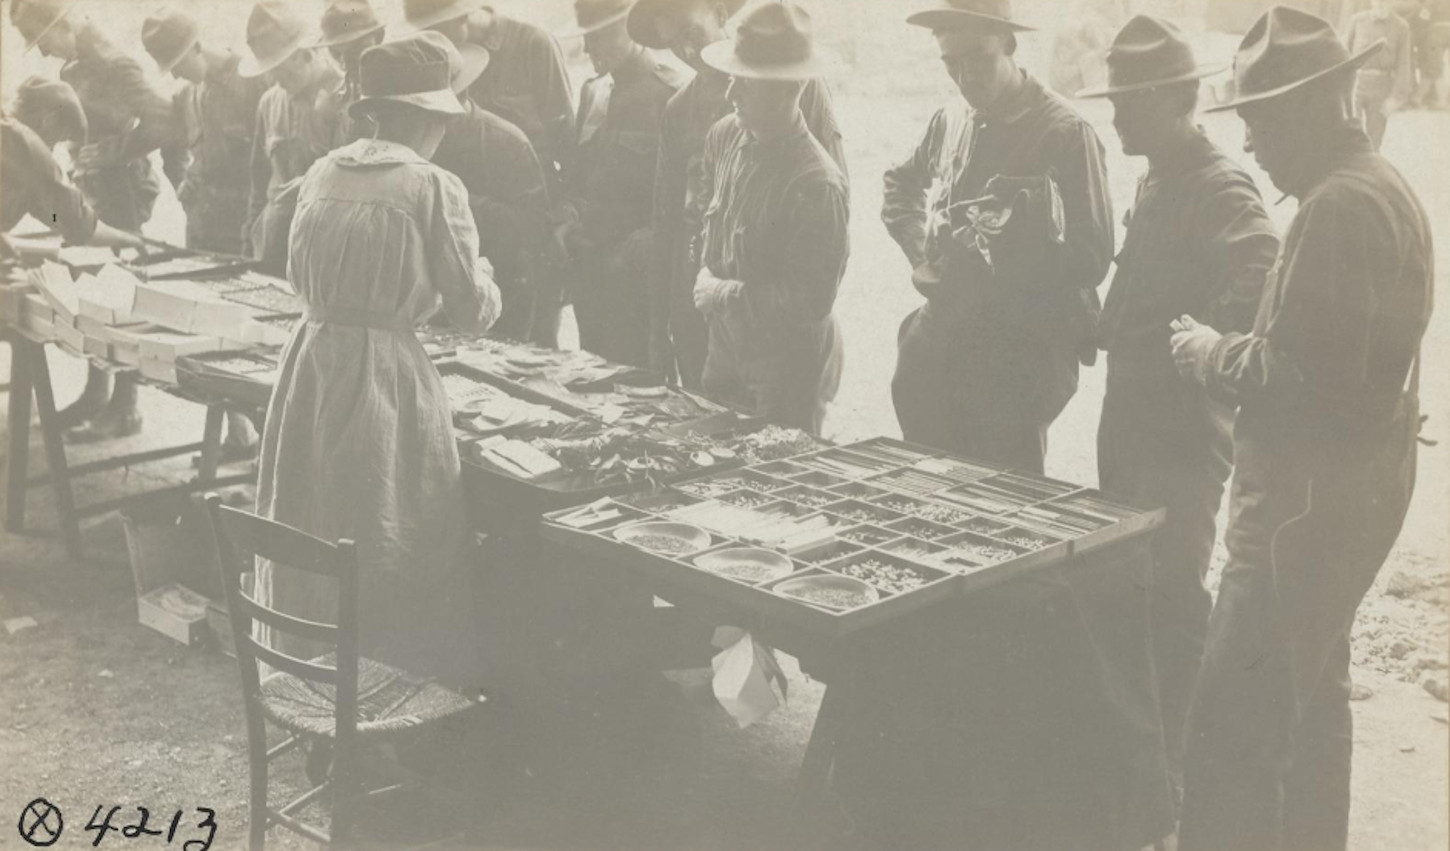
left=568, top=47, right=684, bottom=257
left=1201, top=125, right=1433, bottom=469
left=883, top=71, right=1114, bottom=424
left=169, top=51, right=269, bottom=254
left=651, top=69, right=845, bottom=383
left=1, top=117, right=98, bottom=256
left=463, top=10, right=575, bottom=176
left=60, top=22, right=176, bottom=230
left=697, top=111, right=850, bottom=434
left=247, top=64, right=344, bottom=235
left=1101, top=128, right=1279, bottom=452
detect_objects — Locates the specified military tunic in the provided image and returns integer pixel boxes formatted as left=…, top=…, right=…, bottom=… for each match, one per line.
left=883, top=72, right=1113, bottom=473
left=1096, top=128, right=1279, bottom=783
left=433, top=100, right=551, bottom=341
left=1, top=117, right=98, bottom=257
left=247, top=65, right=344, bottom=245
left=169, top=52, right=268, bottom=255
left=462, top=10, right=575, bottom=176
left=696, top=112, right=849, bottom=434
left=59, top=22, right=175, bottom=231
left=566, top=47, right=684, bottom=366
left=1345, top=9, right=1414, bottom=148
left=1178, top=125, right=1433, bottom=851
left=651, top=70, right=846, bottom=388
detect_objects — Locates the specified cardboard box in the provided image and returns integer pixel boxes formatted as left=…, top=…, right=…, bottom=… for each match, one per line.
left=54, top=320, right=86, bottom=355
left=132, top=279, right=254, bottom=337
left=22, top=293, right=54, bottom=324
left=82, top=334, right=110, bottom=360
left=137, top=330, right=225, bottom=362
left=22, top=313, right=55, bottom=340
left=140, top=358, right=178, bottom=384
left=76, top=265, right=139, bottom=324
left=137, top=584, right=211, bottom=647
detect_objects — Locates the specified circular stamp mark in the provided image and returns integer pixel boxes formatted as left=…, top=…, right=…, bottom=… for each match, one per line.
left=18, top=798, right=63, bottom=847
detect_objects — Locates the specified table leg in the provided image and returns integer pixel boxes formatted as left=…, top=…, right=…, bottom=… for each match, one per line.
left=795, top=678, right=851, bottom=812
left=196, top=404, right=225, bottom=482
left=30, top=344, right=82, bottom=560
left=5, top=339, right=34, bottom=533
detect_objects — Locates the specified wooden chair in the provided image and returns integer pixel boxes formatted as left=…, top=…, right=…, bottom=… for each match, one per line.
left=204, top=494, right=481, bottom=850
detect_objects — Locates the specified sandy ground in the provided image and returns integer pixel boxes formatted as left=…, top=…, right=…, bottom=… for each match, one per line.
left=2, top=2, right=1447, bottom=849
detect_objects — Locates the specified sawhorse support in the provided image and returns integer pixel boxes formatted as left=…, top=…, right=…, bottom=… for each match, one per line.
left=4, top=336, right=251, bottom=561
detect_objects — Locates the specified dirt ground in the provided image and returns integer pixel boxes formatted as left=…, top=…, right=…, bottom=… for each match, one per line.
left=2, top=2, right=1447, bottom=849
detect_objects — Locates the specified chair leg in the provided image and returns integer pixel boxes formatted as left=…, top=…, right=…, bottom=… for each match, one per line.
left=329, top=752, right=356, bottom=850
left=249, top=737, right=269, bottom=850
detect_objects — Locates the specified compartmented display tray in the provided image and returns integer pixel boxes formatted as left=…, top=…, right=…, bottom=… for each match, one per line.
left=542, top=437, right=1165, bottom=637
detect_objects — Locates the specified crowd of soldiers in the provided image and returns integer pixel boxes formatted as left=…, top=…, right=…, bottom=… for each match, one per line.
left=0, top=0, right=1435, bottom=848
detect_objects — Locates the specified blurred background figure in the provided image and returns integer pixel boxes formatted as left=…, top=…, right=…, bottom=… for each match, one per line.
left=1345, top=0, right=1414, bottom=147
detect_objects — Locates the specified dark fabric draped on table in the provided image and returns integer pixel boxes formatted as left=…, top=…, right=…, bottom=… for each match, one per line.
left=833, top=541, right=1173, bottom=851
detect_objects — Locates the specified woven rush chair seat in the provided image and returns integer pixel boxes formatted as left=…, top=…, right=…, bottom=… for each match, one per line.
left=260, top=654, right=477, bottom=739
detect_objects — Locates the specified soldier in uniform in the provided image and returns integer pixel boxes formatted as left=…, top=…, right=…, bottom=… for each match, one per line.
left=142, top=7, right=271, bottom=462
left=1078, top=15, right=1280, bottom=806
left=1344, top=0, right=1414, bottom=148
left=314, top=0, right=387, bottom=146
left=3, top=93, right=143, bottom=260
left=403, top=0, right=576, bottom=346
left=432, top=33, right=553, bottom=341
left=11, top=0, right=178, bottom=440
left=628, top=0, right=847, bottom=388
left=692, top=2, right=850, bottom=434
left=242, top=0, right=343, bottom=261
left=558, top=0, right=685, bottom=367
left=1172, top=10, right=1433, bottom=850
left=883, top=0, right=1114, bottom=473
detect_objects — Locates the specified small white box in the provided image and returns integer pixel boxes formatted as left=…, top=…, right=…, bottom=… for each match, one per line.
left=137, top=584, right=210, bottom=646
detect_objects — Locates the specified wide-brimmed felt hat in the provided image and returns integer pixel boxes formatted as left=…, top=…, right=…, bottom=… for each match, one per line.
left=559, top=0, right=636, bottom=39
left=906, top=0, right=1034, bottom=33
left=446, top=40, right=491, bottom=93
left=402, top=0, right=486, bottom=32
left=13, top=75, right=87, bottom=143
left=700, top=1, right=834, bottom=80
left=142, top=6, right=200, bottom=74
left=349, top=30, right=465, bottom=119
left=627, top=0, right=748, bottom=49
left=238, top=0, right=311, bottom=78
left=314, top=0, right=385, bottom=48
left=11, top=0, right=72, bottom=52
left=1078, top=15, right=1224, bottom=97
left=1205, top=5, right=1382, bottom=112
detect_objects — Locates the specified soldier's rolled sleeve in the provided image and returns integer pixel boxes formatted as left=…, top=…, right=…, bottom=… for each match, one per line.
left=881, top=109, right=944, bottom=270
left=1205, top=190, right=1384, bottom=411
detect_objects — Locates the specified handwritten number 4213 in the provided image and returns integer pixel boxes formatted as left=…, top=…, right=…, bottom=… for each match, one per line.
left=84, top=806, right=216, bottom=850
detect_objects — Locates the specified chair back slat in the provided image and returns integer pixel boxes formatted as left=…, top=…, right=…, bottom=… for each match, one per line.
left=242, top=634, right=340, bottom=685
left=232, top=592, right=339, bottom=645
left=212, top=501, right=345, bottom=578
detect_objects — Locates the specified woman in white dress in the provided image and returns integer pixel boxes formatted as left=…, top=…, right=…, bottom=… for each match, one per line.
left=254, top=31, right=500, bottom=686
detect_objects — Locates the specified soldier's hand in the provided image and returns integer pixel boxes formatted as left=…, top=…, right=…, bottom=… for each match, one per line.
left=694, top=268, right=742, bottom=316
left=1171, top=321, right=1223, bottom=384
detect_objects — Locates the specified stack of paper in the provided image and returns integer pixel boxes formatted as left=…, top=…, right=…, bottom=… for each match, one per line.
left=30, top=261, right=81, bottom=325
left=76, top=265, right=140, bottom=324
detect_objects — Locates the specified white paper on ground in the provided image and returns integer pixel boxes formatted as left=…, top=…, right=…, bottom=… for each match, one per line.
left=710, top=626, right=788, bottom=729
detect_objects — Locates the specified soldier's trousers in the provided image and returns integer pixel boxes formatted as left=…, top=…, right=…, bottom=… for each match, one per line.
left=1178, top=424, right=1417, bottom=851
left=1097, top=380, right=1229, bottom=792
